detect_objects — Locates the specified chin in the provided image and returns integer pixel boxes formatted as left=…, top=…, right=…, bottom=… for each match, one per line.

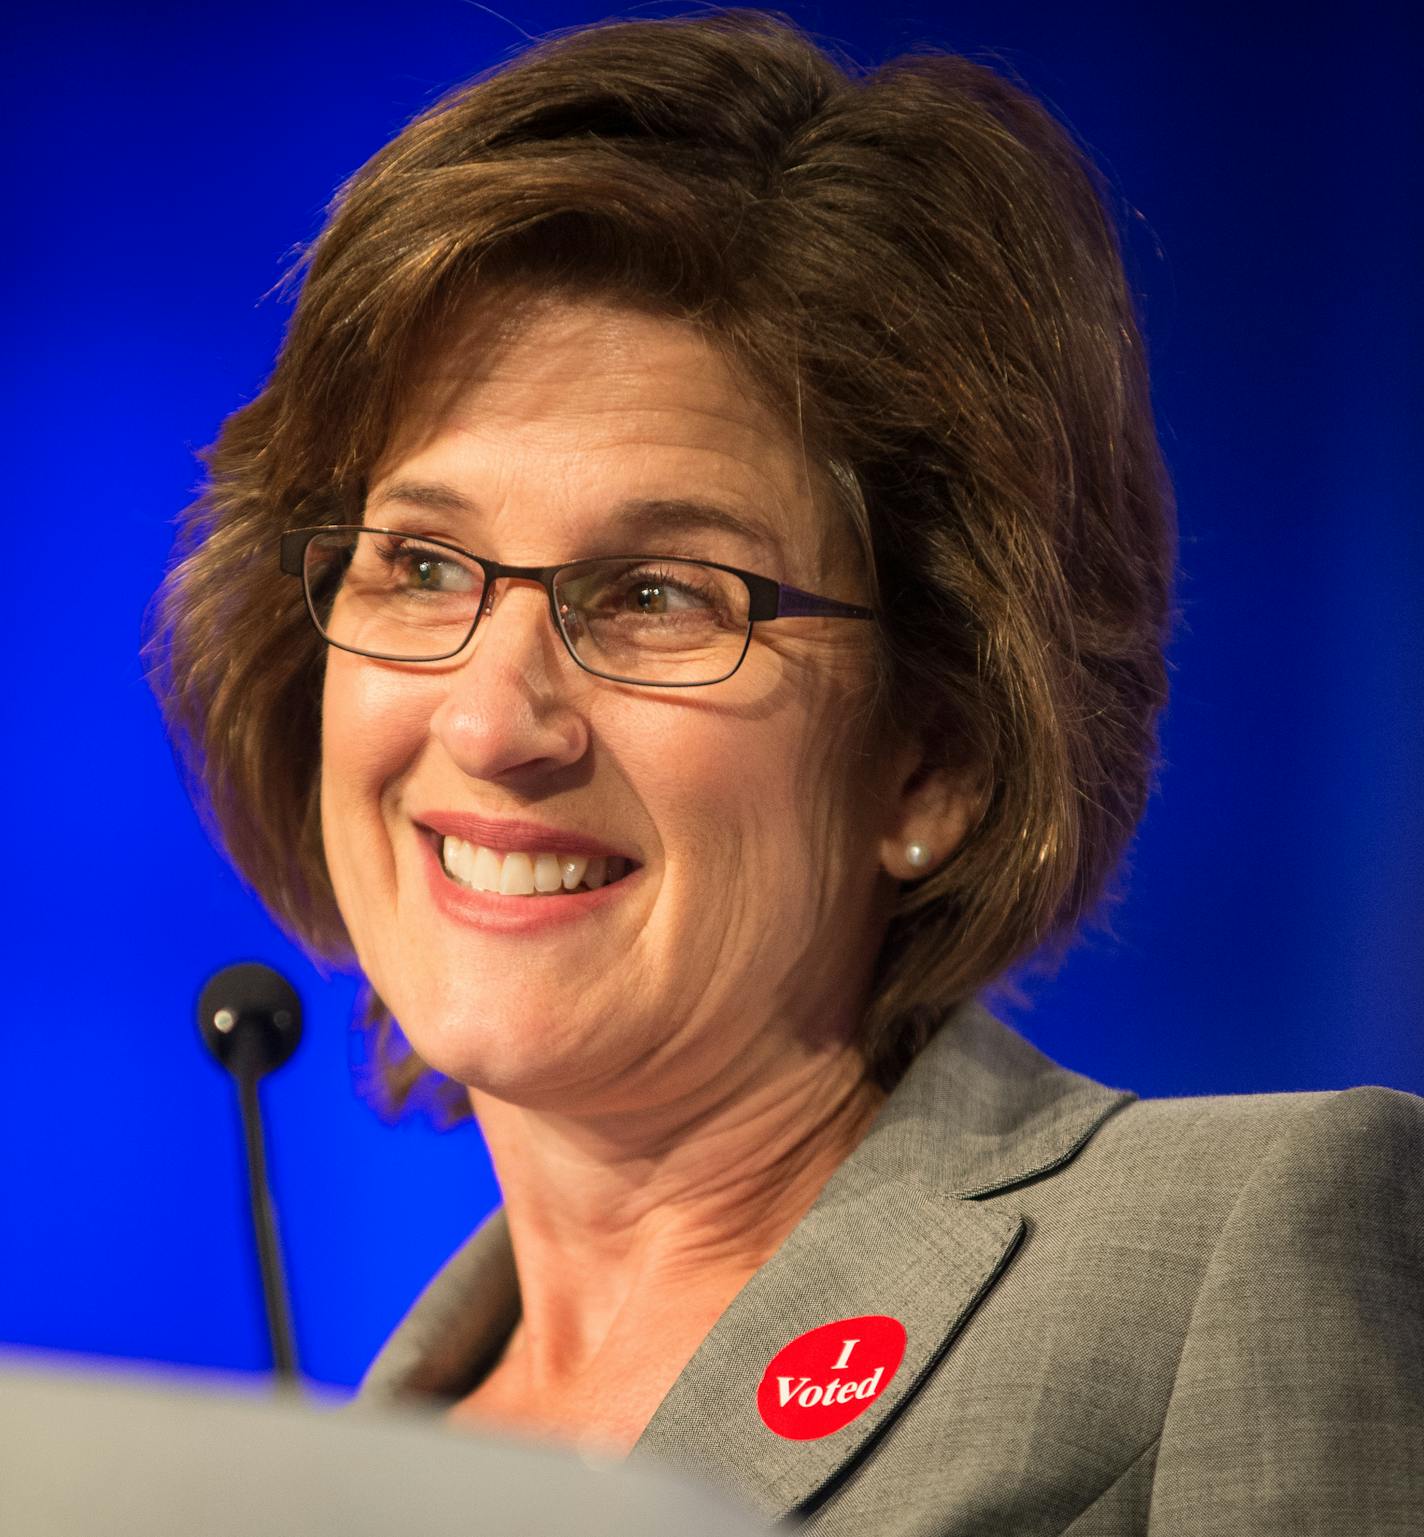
left=392, top=990, right=624, bottom=1109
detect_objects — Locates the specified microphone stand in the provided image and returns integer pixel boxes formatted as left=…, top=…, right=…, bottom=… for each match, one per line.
left=232, top=1038, right=300, bottom=1385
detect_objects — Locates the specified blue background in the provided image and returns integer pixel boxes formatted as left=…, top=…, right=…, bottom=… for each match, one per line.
left=3, top=1, right=1420, bottom=1393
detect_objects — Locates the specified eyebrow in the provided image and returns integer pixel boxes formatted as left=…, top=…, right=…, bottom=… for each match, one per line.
left=368, top=479, right=782, bottom=559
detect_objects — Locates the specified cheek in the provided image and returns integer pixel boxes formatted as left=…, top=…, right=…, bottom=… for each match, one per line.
left=642, top=704, right=883, bottom=1045
left=319, top=659, right=431, bottom=890
left=617, top=671, right=877, bottom=900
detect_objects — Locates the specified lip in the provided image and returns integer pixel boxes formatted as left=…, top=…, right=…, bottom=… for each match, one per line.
left=417, top=831, right=639, bottom=934
left=415, top=812, right=635, bottom=862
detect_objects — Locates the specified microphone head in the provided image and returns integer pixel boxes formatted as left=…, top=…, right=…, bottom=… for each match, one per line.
left=198, top=963, right=303, bottom=1079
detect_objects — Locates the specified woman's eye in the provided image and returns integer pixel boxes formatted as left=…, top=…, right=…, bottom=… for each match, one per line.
left=622, top=578, right=710, bottom=614
left=404, top=554, right=450, bottom=588
left=380, top=541, right=477, bottom=593
left=560, top=562, right=738, bottom=632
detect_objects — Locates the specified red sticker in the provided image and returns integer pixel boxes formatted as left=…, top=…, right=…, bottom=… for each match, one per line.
left=756, top=1315, right=907, bottom=1440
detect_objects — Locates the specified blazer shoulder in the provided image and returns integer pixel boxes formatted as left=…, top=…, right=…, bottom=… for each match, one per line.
left=1034, top=1083, right=1424, bottom=1279
left=1264, top=1083, right=1424, bottom=1187
left=1088, top=1081, right=1424, bottom=1194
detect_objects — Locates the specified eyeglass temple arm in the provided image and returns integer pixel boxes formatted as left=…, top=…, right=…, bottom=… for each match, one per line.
left=766, top=583, right=875, bottom=621
left=278, top=531, right=310, bottom=576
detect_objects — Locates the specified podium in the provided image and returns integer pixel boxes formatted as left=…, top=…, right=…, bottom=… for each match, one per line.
left=0, top=1355, right=769, bottom=1535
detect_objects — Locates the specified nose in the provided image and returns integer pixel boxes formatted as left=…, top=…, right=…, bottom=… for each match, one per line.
left=428, top=579, right=589, bottom=783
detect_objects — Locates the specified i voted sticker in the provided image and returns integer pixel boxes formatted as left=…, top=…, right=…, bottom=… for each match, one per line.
left=756, top=1315, right=907, bottom=1440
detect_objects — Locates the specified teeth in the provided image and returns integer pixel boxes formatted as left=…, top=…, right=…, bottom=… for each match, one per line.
left=447, top=838, right=478, bottom=886
left=472, top=845, right=501, bottom=892
left=498, top=852, right=535, bottom=895
left=440, top=837, right=629, bottom=897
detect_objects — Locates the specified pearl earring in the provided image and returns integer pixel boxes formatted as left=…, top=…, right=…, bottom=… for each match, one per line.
left=905, top=841, right=933, bottom=870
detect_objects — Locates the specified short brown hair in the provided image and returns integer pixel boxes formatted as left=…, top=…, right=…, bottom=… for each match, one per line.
left=147, top=9, right=1176, bottom=1113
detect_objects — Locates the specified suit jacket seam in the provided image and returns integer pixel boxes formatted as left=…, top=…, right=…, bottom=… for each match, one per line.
left=1057, top=1432, right=1162, bottom=1534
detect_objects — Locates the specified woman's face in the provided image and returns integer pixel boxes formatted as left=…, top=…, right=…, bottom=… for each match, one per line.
left=320, top=298, right=902, bottom=1117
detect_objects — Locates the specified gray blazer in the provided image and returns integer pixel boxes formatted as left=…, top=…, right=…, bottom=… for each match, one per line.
left=358, top=1001, right=1424, bottom=1534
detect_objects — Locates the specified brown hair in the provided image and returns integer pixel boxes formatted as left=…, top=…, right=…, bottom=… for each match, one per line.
left=147, top=9, right=1176, bottom=1114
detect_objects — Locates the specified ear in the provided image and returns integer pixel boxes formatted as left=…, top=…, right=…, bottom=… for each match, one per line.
left=878, top=738, right=985, bottom=882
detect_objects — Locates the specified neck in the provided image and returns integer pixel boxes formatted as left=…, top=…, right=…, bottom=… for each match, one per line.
left=469, top=1031, right=883, bottom=1390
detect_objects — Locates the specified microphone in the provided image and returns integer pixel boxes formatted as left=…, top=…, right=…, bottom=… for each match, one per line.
left=198, top=963, right=304, bottom=1387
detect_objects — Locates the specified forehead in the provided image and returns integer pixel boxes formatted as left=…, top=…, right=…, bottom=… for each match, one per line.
left=369, top=298, right=832, bottom=571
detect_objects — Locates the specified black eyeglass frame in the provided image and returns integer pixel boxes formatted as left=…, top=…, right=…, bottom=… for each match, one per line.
left=279, top=524, right=876, bottom=687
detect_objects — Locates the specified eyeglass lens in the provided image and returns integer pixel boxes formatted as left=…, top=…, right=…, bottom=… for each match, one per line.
left=303, top=529, right=753, bottom=685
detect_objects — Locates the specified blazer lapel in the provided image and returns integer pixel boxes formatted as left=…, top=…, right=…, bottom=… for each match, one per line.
left=631, top=1164, right=1024, bottom=1522
left=632, top=1001, right=1133, bottom=1523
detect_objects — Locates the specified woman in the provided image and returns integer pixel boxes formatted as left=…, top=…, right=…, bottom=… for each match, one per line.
left=148, top=11, right=1423, bottom=1533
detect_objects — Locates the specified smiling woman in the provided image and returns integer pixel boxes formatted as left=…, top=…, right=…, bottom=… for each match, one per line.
left=144, top=8, right=1423, bottom=1533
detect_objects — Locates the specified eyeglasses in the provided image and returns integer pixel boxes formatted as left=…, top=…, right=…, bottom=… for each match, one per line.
left=279, top=525, right=875, bottom=687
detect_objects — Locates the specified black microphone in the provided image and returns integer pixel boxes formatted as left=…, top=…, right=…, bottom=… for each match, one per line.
left=198, top=963, right=304, bottom=1387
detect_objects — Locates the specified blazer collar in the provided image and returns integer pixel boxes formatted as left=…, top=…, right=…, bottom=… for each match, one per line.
left=850, top=996, right=1134, bottom=1201
left=357, top=1001, right=1132, bottom=1521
